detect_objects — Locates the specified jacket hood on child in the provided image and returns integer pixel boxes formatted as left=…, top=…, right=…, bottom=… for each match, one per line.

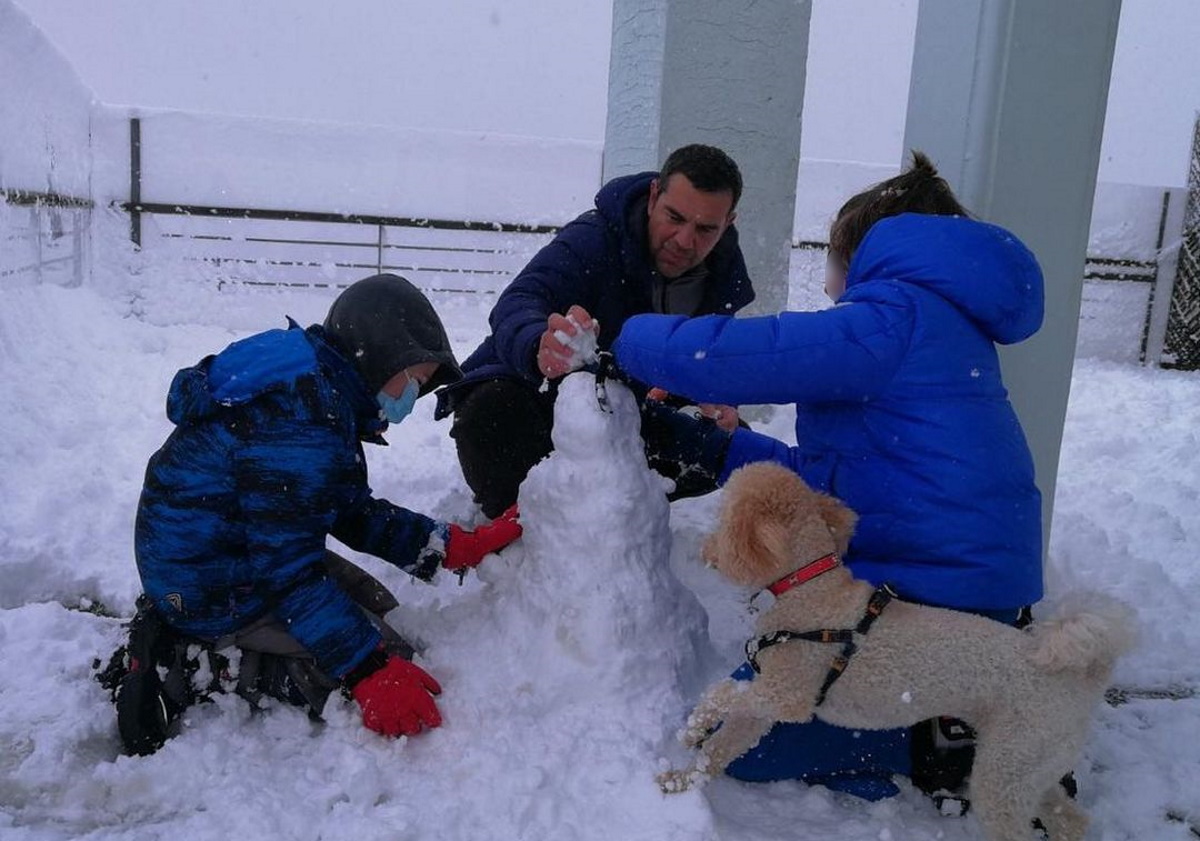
left=846, top=213, right=1044, bottom=345
left=323, top=273, right=463, bottom=395
left=165, top=321, right=381, bottom=437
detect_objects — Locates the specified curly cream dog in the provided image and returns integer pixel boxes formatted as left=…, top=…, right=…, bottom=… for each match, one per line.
left=660, top=462, right=1135, bottom=841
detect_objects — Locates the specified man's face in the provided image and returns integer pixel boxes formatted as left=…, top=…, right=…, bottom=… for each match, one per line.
left=646, top=173, right=736, bottom=278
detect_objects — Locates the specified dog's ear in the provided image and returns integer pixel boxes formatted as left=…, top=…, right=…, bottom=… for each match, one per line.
left=710, top=464, right=800, bottom=585
left=714, top=509, right=792, bottom=585
left=814, top=492, right=857, bottom=557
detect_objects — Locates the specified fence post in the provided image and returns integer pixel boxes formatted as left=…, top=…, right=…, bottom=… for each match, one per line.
left=1144, top=189, right=1186, bottom=365
left=73, top=212, right=84, bottom=287
left=34, top=205, right=44, bottom=284
left=130, top=117, right=142, bottom=248
left=1163, top=114, right=1200, bottom=369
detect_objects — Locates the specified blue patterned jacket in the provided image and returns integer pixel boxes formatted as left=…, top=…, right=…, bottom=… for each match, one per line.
left=135, top=321, right=444, bottom=677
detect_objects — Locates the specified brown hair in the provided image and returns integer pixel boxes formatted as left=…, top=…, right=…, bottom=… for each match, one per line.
left=660, top=144, right=743, bottom=209
left=828, top=151, right=969, bottom=265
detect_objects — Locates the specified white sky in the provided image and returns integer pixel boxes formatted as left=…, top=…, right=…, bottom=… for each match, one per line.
left=16, top=0, right=1200, bottom=184
left=14, top=0, right=1200, bottom=186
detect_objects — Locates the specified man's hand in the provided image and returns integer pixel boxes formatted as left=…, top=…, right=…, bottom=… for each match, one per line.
left=646, top=388, right=740, bottom=432
left=699, top=403, right=740, bottom=432
left=538, top=305, right=599, bottom=378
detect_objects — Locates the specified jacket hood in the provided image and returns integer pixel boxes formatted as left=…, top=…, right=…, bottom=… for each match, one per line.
left=594, top=172, right=655, bottom=226
left=165, top=324, right=321, bottom=425
left=164, top=322, right=384, bottom=441
left=323, top=273, right=462, bottom=394
left=847, top=213, right=1044, bottom=344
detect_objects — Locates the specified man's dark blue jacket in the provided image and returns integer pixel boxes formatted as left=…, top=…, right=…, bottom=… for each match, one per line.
left=614, top=213, right=1045, bottom=611
left=436, top=171, right=755, bottom=414
left=135, top=322, right=445, bottom=678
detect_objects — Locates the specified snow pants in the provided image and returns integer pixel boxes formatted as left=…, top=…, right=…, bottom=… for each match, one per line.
left=724, top=604, right=1025, bottom=800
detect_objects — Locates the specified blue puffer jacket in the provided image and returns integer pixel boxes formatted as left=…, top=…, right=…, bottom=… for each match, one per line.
left=135, top=321, right=445, bottom=678
left=435, top=171, right=754, bottom=413
left=613, top=213, right=1045, bottom=611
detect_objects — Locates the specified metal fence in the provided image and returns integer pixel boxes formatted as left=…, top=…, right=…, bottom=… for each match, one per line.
left=0, top=188, right=91, bottom=287
left=121, top=201, right=1175, bottom=364
left=118, top=117, right=559, bottom=296
left=123, top=201, right=558, bottom=296
left=1163, top=115, right=1200, bottom=370
left=793, top=240, right=1167, bottom=364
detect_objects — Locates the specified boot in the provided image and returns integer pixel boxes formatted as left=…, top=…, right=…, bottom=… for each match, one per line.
left=98, top=596, right=198, bottom=756
left=910, top=716, right=975, bottom=815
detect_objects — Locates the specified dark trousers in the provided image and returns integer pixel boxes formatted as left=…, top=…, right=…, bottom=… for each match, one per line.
left=449, top=377, right=727, bottom=518
left=450, top=378, right=557, bottom=519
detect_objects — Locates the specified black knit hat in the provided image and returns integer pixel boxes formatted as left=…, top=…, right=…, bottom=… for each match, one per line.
left=323, top=274, right=462, bottom=395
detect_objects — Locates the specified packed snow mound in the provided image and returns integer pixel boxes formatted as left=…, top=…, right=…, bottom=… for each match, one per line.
left=398, top=371, right=716, bottom=838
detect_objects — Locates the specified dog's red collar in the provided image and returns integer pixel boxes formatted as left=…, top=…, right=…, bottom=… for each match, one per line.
left=768, top=553, right=840, bottom=596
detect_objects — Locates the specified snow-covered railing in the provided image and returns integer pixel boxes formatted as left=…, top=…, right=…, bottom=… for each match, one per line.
left=0, top=188, right=91, bottom=287
left=117, top=200, right=558, bottom=295
left=792, top=238, right=1170, bottom=365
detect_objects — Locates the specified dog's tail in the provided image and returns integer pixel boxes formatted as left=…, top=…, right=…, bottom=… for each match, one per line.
left=1025, top=592, right=1138, bottom=679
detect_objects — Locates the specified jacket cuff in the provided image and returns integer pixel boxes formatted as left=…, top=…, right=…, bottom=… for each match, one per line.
left=408, top=523, right=450, bottom=582
left=341, top=644, right=390, bottom=688
left=719, top=428, right=794, bottom=484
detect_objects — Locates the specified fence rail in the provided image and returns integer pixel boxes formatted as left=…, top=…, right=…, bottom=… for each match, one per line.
left=2, top=188, right=93, bottom=209
left=123, top=200, right=559, bottom=295
left=793, top=238, right=1166, bottom=363
left=1, top=188, right=90, bottom=286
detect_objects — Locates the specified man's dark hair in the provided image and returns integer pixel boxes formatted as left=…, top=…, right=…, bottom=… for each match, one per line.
left=829, top=150, right=969, bottom=264
left=659, top=144, right=743, bottom=209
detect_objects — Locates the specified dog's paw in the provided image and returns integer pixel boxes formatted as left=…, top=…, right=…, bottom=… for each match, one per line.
left=657, top=768, right=706, bottom=794
left=679, top=721, right=718, bottom=749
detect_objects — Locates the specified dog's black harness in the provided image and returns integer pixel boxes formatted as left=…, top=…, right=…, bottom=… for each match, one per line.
left=745, top=584, right=897, bottom=707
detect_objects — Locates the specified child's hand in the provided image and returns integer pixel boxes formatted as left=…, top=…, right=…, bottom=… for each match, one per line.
left=443, top=505, right=523, bottom=572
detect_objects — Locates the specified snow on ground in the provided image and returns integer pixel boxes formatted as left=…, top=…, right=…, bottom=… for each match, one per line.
left=1, top=249, right=1199, bottom=840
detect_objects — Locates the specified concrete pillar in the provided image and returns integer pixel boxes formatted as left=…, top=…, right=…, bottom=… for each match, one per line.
left=903, top=0, right=1122, bottom=558
left=604, top=0, right=812, bottom=314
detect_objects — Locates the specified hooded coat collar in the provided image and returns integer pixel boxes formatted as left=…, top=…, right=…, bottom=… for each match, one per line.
left=164, top=320, right=386, bottom=440
left=846, top=213, right=1044, bottom=345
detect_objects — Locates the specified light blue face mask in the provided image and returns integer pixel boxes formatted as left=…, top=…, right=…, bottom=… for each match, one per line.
left=377, top=378, right=420, bottom=424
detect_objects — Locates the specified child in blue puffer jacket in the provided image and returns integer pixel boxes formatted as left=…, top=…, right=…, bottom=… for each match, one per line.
left=612, top=153, right=1045, bottom=803
left=112, top=274, right=522, bottom=755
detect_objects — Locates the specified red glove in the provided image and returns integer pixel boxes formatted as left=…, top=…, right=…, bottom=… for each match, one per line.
left=444, top=504, right=522, bottom=571
left=349, top=655, right=443, bottom=737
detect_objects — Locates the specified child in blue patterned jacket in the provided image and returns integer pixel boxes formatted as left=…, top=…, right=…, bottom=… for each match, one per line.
left=109, top=274, right=521, bottom=755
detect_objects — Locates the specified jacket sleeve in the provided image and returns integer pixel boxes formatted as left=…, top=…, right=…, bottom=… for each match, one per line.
left=233, top=418, right=381, bottom=678
left=331, top=491, right=446, bottom=582
left=612, top=297, right=915, bottom=407
left=489, top=223, right=610, bottom=382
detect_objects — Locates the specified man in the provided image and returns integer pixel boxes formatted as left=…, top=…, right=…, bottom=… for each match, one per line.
left=435, top=144, right=756, bottom=518
left=106, top=274, right=522, bottom=755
